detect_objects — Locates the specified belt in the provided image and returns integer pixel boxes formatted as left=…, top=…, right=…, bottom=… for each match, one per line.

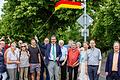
left=49, top=60, right=57, bottom=62
left=88, top=65, right=99, bottom=67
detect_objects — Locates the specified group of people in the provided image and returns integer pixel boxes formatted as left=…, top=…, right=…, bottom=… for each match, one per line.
left=0, top=35, right=120, bottom=80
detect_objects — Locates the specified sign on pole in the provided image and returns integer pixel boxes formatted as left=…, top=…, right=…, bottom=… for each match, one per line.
left=77, top=13, right=93, bottom=28
left=81, top=29, right=89, bottom=37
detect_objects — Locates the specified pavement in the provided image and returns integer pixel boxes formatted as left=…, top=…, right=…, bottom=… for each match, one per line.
left=100, top=76, right=106, bottom=80
left=99, top=58, right=106, bottom=80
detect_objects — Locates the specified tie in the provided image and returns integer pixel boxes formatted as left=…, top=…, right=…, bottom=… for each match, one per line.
left=52, top=44, right=56, bottom=61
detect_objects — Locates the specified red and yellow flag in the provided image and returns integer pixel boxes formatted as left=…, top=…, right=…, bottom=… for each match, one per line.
left=55, top=1, right=84, bottom=11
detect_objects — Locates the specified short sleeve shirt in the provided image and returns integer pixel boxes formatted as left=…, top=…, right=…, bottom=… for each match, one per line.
left=87, top=48, right=102, bottom=65
left=60, top=46, right=67, bottom=61
left=28, top=46, right=40, bottom=64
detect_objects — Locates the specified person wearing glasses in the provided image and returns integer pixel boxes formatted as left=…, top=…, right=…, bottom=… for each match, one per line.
left=19, top=43, right=30, bottom=80
left=45, top=35, right=62, bottom=80
left=67, top=42, right=80, bottom=80
left=105, top=41, right=120, bottom=80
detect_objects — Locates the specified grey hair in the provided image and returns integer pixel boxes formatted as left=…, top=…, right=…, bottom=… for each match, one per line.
left=113, top=41, right=120, bottom=46
left=76, top=42, right=81, bottom=47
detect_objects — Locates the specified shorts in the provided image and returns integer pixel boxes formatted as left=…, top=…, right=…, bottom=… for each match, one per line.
left=30, top=64, right=40, bottom=73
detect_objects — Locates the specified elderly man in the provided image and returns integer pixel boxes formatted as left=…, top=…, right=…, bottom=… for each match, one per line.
left=87, top=40, right=102, bottom=80
left=40, top=38, right=50, bottom=80
left=105, top=41, right=120, bottom=80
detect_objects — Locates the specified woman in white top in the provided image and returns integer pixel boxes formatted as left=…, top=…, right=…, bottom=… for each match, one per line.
left=78, top=42, right=89, bottom=80
left=19, top=43, right=30, bottom=80
left=6, top=42, right=20, bottom=80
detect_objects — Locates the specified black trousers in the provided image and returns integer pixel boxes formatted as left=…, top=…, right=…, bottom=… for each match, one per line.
left=68, top=66, right=79, bottom=80
left=106, top=71, right=120, bottom=80
left=88, top=65, right=99, bottom=80
left=60, top=61, right=67, bottom=80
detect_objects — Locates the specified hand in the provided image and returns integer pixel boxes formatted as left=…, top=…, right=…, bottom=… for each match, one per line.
left=85, top=70, right=88, bottom=75
left=106, top=72, right=108, bottom=76
left=44, top=57, right=45, bottom=59
left=7, top=35, right=10, bottom=39
left=61, top=62, right=65, bottom=66
left=56, top=57, right=59, bottom=61
left=29, top=64, right=31, bottom=67
left=39, top=63, right=41, bottom=67
left=34, top=35, right=39, bottom=42
left=78, top=68, right=81, bottom=73
left=15, top=61, right=20, bottom=64
left=1, top=36, right=5, bottom=40
left=18, top=68, right=20, bottom=72
left=97, top=69, right=100, bottom=75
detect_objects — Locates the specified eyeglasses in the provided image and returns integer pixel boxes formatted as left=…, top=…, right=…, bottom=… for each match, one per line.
left=21, top=46, right=26, bottom=47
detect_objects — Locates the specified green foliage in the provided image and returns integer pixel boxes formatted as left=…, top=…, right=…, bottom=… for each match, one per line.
left=1, top=0, right=120, bottom=53
left=91, top=0, right=120, bottom=52
left=0, top=0, right=84, bottom=42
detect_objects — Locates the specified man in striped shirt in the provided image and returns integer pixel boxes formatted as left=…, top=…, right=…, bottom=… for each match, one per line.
left=87, top=40, right=102, bottom=80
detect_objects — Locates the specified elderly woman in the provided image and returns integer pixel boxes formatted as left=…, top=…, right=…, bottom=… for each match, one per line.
left=67, top=42, right=80, bottom=80
left=59, top=40, right=68, bottom=80
left=6, top=42, right=20, bottom=80
left=76, top=42, right=81, bottom=51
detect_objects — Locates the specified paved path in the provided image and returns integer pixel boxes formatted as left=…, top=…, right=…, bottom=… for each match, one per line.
left=99, top=58, right=106, bottom=80
left=100, top=76, right=106, bottom=80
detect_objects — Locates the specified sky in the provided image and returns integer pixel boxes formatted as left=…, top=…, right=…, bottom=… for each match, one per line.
left=0, top=0, right=4, bottom=19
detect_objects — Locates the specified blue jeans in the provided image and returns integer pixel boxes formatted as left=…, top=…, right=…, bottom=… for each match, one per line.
left=88, top=65, right=99, bottom=80
left=40, top=62, right=50, bottom=80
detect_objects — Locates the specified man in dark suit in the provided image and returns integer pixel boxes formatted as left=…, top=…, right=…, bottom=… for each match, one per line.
left=45, top=35, right=62, bottom=80
left=40, top=38, right=50, bottom=80
left=105, top=41, right=120, bottom=80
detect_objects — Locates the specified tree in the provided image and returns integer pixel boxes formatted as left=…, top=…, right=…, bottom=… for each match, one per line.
left=91, top=0, right=120, bottom=52
left=0, top=0, right=84, bottom=42
left=0, top=0, right=106, bottom=45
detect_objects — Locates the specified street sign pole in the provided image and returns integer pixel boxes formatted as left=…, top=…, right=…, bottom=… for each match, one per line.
left=84, top=0, right=87, bottom=42
left=77, top=1, right=93, bottom=41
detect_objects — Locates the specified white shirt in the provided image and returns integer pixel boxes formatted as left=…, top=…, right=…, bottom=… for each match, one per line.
left=49, top=44, right=56, bottom=61
left=7, top=48, right=20, bottom=69
left=60, top=46, right=67, bottom=61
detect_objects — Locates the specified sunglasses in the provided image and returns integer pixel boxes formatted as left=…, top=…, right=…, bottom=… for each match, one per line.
left=21, top=46, right=26, bottom=47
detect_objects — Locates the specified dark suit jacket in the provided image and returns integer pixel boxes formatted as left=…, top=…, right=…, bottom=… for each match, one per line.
left=45, top=43, right=62, bottom=66
left=105, top=50, right=120, bottom=76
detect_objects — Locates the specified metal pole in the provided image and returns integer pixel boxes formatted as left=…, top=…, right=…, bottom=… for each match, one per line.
left=84, top=0, right=87, bottom=42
